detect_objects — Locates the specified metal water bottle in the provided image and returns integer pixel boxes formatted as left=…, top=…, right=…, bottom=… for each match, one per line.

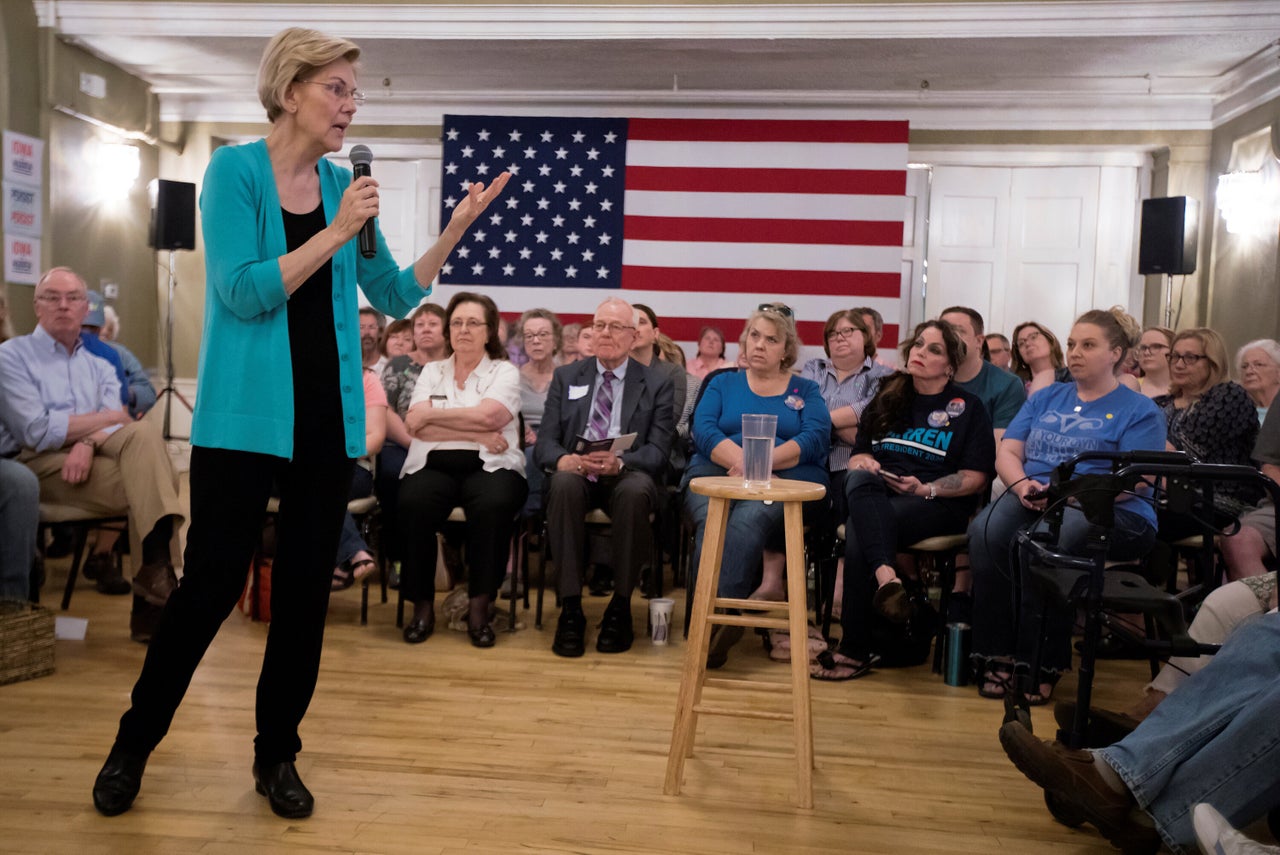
left=944, top=622, right=971, bottom=687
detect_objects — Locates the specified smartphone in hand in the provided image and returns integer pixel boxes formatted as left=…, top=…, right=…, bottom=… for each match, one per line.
left=1024, top=485, right=1049, bottom=500
left=881, top=470, right=904, bottom=483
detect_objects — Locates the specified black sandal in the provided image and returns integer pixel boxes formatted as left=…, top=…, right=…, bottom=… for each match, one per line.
left=977, top=657, right=1017, bottom=699
left=331, top=563, right=355, bottom=591
left=810, top=650, right=878, bottom=681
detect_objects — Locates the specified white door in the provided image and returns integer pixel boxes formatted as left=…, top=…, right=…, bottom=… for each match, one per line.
left=924, top=166, right=1011, bottom=326
left=924, top=163, right=1140, bottom=343
left=1004, top=166, right=1099, bottom=339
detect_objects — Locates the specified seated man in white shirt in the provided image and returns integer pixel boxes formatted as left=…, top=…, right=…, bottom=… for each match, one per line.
left=0, top=267, right=184, bottom=641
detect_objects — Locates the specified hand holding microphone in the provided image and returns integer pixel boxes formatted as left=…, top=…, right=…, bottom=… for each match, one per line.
left=346, top=144, right=377, bottom=258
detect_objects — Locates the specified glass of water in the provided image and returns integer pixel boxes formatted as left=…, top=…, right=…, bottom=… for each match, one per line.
left=741, top=413, right=778, bottom=489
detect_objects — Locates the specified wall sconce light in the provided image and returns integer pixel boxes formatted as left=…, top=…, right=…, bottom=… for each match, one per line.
left=92, top=141, right=140, bottom=204
left=1216, top=158, right=1280, bottom=237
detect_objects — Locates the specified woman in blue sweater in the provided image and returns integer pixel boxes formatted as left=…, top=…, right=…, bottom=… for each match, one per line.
left=93, top=27, right=506, bottom=820
left=683, top=303, right=830, bottom=668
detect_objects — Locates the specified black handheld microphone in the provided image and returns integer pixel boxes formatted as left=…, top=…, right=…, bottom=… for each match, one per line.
left=349, top=144, right=376, bottom=259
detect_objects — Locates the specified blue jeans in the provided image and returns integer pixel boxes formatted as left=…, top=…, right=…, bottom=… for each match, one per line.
left=969, top=494, right=1155, bottom=672
left=335, top=466, right=374, bottom=567
left=0, top=458, right=39, bottom=600
left=1099, top=612, right=1280, bottom=853
left=682, top=463, right=825, bottom=599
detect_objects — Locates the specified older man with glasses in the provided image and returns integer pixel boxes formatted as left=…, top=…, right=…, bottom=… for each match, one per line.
left=0, top=267, right=184, bottom=638
left=533, top=297, right=675, bottom=657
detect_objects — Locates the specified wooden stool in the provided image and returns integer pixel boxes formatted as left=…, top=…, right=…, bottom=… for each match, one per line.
left=664, top=476, right=827, bottom=809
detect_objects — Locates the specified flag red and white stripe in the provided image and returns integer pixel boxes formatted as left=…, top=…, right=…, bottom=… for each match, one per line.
left=434, top=116, right=909, bottom=353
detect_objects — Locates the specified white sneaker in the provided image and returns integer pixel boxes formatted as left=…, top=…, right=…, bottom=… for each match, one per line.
left=1193, top=803, right=1280, bottom=855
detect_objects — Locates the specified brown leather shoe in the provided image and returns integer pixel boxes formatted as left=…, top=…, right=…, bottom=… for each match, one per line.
left=999, top=721, right=1160, bottom=852
left=132, top=562, right=177, bottom=606
left=130, top=596, right=163, bottom=644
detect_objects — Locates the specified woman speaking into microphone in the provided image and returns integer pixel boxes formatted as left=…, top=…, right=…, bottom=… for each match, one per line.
left=92, top=27, right=507, bottom=819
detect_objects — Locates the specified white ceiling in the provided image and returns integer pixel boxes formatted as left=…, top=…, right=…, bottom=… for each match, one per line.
left=35, top=1, right=1280, bottom=131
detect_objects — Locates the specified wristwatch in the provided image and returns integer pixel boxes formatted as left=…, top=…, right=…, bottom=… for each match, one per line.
left=926, top=482, right=937, bottom=500
left=78, top=437, right=97, bottom=453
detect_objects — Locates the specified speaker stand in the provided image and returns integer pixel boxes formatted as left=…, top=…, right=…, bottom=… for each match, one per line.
left=155, top=250, right=194, bottom=442
left=1163, top=273, right=1175, bottom=328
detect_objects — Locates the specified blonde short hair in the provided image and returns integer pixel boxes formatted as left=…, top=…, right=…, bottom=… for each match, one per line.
left=258, top=28, right=361, bottom=123
left=739, top=304, right=801, bottom=372
left=1170, top=327, right=1231, bottom=396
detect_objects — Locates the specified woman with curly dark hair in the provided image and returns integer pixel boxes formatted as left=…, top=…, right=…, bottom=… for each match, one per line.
left=820, top=320, right=994, bottom=681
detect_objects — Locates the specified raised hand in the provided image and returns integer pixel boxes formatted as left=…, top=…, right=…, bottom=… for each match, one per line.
left=445, top=173, right=511, bottom=235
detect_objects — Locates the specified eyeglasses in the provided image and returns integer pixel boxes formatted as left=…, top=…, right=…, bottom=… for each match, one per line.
left=591, top=321, right=634, bottom=335
left=449, top=318, right=487, bottom=330
left=1138, top=343, right=1169, bottom=355
left=827, top=328, right=859, bottom=342
left=1016, top=330, right=1044, bottom=348
left=523, top=330, right=553, bottom=341
left=298, top=80, right=366, bottom=106
left=758, top=303, right=794, bottom=318
left=36, top=293, right=87, bottom=306
left=1241, top=360, right=1276, bottom=372
left=1168, top=352, right=1207, bottom=365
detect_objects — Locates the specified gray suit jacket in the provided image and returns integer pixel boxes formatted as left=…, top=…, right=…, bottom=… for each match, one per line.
left=533, top=356, right=675, bottom=479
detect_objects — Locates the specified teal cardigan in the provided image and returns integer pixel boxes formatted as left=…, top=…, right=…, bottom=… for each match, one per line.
left=192, top=139, right=425, bottom=459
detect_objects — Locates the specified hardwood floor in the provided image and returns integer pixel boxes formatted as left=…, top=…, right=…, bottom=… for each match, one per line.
left=1, top=559, right=1150, bottom=853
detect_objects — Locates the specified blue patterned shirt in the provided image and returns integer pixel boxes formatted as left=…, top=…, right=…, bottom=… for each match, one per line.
left=800, top=356, right=895, bottom=471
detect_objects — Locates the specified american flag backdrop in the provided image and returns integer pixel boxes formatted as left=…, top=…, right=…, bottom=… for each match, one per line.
left=437, top=115, right=908, bottom=350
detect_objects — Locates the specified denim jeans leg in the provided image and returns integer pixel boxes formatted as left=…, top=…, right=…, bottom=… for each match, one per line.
left=1098, top=613, right=1280, bottom=853
left=684, top=475, right=784, bottom=600
left=969, top=496, right=1038, bottom=660
left=0, top=459, right=39, bottom=600
left=1016, top=506, right=1156, bottom=671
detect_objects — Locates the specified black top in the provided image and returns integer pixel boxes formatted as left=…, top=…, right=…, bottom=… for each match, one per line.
left=1156, top=381, right=1262, bottom=504
left=282, top=201, right=344, bottom=461
left=853, top=383, right=995, bottom=508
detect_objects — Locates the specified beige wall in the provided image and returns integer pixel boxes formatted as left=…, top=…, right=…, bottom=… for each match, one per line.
left=1204, top=97, right=1280, bottom=353
left=0, top=2, right=42, bottom=337
left=1, top=22, right=163, bottom=367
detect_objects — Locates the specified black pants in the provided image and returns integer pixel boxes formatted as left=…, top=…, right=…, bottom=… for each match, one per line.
left=398, top=450, right=527, bottom=604
left=839, top=469, right=972, bottom=658
left=116, top=444, right=354, bottom=765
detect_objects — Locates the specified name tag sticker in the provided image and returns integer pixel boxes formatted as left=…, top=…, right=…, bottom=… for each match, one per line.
left=569, top=385, right=589, bottom=400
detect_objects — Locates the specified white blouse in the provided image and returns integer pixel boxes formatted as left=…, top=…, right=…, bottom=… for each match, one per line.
left=401, top=354, right=526, bottom=478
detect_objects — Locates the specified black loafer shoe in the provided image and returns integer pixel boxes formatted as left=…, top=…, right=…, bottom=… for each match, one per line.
left=93, top=745, right=149, bottom=816
left=403, top=614, right=434, bottom=644
left=253, top=760, right=314, bottom=819
left=468, top=623, right=496, bottom=648
left=85, top=552, right=131, bottom=595
left=596, top=600, right=634, bottom=654
left=552, top=607, right=587, bottom=658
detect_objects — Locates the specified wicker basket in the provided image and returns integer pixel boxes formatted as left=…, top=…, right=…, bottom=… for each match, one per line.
left=0, top=600, right=55, bottom=686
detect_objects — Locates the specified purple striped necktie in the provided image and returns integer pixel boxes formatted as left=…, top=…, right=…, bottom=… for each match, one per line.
left=586, top=370, right=616, bottom=441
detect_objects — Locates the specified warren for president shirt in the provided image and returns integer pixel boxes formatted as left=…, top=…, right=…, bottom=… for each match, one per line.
left=852, top=383, right=995, bottom=491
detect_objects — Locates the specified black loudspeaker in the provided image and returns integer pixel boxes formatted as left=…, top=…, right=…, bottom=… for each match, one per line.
left=1138, top=196, right=1198, bottom=276
left=149, top=179, right=196, bottom=251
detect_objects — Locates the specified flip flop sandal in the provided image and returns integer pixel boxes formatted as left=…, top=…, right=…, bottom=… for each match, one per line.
left=809, top=650, right=879, bottom=681
left=350, top=558, right=378, bottom=583
left=331, top=563, right=355, bottom=591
